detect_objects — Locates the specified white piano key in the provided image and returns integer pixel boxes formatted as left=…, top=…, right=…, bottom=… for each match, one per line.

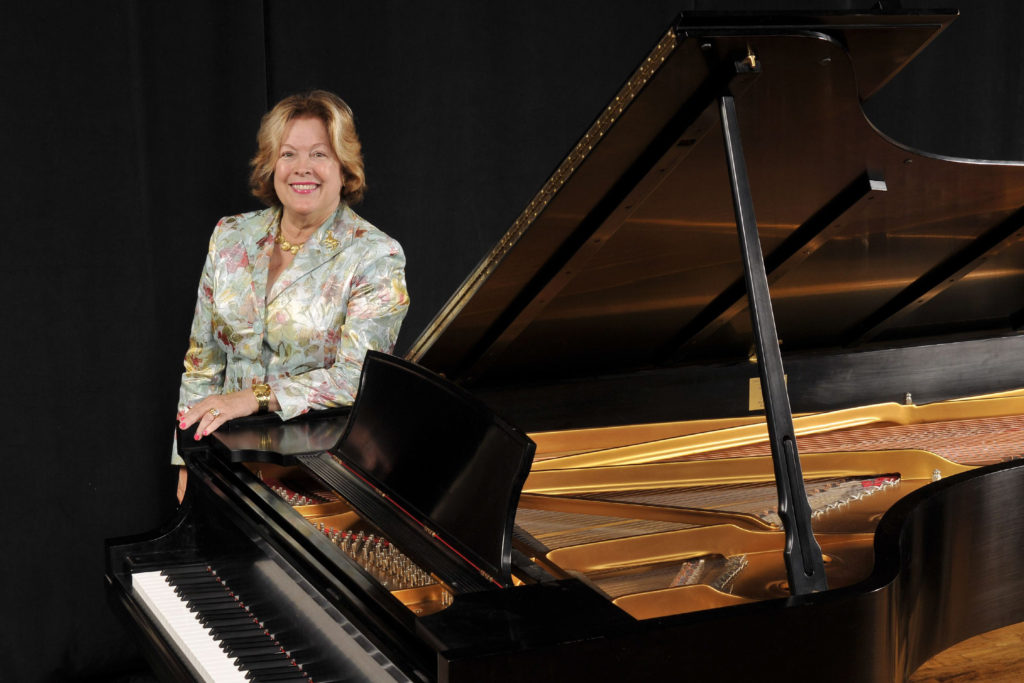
left=132, top=570, right=249, bottom=683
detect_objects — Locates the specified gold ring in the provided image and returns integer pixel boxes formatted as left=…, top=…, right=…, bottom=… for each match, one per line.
left=209, top=408, right=221, bottom=417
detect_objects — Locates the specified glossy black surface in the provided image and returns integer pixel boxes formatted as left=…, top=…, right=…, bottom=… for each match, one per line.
left=412, top=9, right=1024, bottom=388
left=210, top=406, right=351, bottom=458
left=328, top=352, right=535, bottom=588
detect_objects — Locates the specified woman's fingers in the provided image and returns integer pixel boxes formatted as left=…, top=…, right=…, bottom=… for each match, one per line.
left=176, top=390, right=258, bottom=437
left=194, top=407, right=228, bottom=439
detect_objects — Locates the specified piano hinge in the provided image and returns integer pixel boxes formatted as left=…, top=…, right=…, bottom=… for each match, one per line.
left=745, top=44, right=758, bottom=70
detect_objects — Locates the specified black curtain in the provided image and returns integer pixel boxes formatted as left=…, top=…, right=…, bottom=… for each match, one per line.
left=1, top=0, right=1021, bottom=679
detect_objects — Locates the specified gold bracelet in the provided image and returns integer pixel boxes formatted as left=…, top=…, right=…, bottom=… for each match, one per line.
left=252, top=383, right=271, bottom=413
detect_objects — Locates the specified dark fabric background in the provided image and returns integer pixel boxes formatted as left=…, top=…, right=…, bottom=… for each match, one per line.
left=1, top=1, right=1021, bottom=680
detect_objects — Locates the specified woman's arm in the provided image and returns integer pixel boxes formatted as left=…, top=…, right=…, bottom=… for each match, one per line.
left=270, top=247, right=409, bottom=420
left=179, top=231, right=229, bottom=405
left=171, top=228, right=228, bottom=463
left=179, top=231, right=228, bottom=407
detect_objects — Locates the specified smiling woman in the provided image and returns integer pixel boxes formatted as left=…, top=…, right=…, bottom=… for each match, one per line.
left=172, top=90, right=410, bottom=501
left=273, top=117, right=344, bottom=223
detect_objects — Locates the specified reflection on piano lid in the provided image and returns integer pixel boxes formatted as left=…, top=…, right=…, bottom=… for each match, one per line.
left=109, top=9, right=1024, bottom=682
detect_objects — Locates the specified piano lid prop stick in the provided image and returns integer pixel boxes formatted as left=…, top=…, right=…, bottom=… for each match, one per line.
left=718, top=74, right=828, bottom=595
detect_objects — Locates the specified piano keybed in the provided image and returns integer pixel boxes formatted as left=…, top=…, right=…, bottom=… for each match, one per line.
left=134, top=563, right=311, bottom=682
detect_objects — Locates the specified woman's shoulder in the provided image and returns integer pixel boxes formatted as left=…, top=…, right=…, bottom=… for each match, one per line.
left=211, top=208, right=278, bottom=243
left=334, top=206, right=404, bottom=258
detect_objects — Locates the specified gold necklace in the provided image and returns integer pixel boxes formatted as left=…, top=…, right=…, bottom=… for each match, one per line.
left=275, top=231, right=306, bottom=256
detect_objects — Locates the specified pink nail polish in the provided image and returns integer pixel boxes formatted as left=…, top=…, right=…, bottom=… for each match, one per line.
left=179, top=421, right=187, bottom=428
left=202, top=430, right=209, bottom=436
left=193, top=433, right=200, bottom=441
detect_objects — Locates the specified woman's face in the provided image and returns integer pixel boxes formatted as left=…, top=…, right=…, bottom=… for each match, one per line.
left=274, top=116, right=344, bottom=226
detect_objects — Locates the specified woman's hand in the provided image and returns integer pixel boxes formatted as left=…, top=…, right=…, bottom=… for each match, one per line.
left=177, top=389, right=261, bottom=439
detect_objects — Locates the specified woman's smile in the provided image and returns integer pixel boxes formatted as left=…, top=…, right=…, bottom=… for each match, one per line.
left=274, top=116, right=343, bottom=227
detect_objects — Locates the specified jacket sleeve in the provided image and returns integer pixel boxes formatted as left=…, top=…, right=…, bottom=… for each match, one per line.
left=172, top=227, right=228, bottom=464
left=268, top=242, right=410, bottom=420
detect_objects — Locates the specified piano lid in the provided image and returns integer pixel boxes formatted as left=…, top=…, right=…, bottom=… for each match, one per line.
left=408, top=10, right=1024, bottom=387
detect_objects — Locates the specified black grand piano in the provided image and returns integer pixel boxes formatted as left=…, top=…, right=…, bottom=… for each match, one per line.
left=107, top=9, right=1024, bottom=682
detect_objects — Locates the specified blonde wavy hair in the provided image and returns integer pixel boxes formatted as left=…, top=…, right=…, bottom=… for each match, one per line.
left=249, top=90, right=366, bottom=206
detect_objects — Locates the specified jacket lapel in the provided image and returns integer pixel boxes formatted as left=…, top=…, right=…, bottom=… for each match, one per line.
left=250, top=208, right=278, bottom=313
left=266, top=206, right=351, bottom=305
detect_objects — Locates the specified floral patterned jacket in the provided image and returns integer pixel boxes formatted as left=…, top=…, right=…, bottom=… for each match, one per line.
left=172, top=205, right=409, bottom=463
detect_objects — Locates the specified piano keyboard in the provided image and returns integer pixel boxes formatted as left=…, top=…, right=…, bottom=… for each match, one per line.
left=133, top=564, right=312, bottom=682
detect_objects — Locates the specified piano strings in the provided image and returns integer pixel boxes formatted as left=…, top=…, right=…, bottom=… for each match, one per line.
left=261, top=469, right=454, bottom=615
left=242, top=392, right=1024, bottom=623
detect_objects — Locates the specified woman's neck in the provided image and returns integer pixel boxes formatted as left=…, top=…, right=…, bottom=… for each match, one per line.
left=279, top=204, right=338, bottom=242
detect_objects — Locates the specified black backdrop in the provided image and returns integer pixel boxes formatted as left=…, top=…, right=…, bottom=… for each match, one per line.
left=1, top=1, right=1021, bottom=680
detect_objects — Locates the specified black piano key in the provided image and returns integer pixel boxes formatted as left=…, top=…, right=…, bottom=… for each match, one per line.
left=219, top=626, right=271, bottom=640
left=179, top=586, right=235, bottom=599
left=230, top=644, right=286, bottom=657
left=197, top=605, right=251, bottom=618
left=206, top=621, right=263, bottom=636
left=246, top=671, right=307, bottom=682
left=213, top=624, right=269, bottom=639
left=249, top=674, right=310, bottom=682
left=199, top=618, right=258, bottom=634
left=243, top=661, right=304, bottom=677
left=202, top=614, right=260, bottom=629
left=186, top=585, right=233, bottom=595
left=220, top=635, right=275, bottom=650
left=161, top=564, right=212, bottom=577
left=168, top=577, right=221, bottom=588
left=215, top=631, right=271, bottom=647
left=187, top=598, right=241, bottom=612
left=179, top=584, right=229, bottom=595
left=236, top=652, right=293, bottom=667
left=185, top=591, right=233, bottom=604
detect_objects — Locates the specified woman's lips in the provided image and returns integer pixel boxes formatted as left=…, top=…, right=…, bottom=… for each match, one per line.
left=290, top=182, right=319, bottom=194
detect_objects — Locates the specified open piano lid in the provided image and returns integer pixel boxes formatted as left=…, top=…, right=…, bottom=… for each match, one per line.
left=408, top=9, right=1024, bottom=392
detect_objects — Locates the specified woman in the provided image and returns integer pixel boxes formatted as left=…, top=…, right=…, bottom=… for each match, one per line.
left=173, top=90, right=409, bottom=500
